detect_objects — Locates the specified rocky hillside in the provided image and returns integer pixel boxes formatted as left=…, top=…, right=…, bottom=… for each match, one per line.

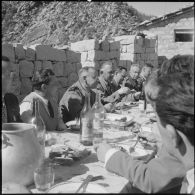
left=2, top=1, right=154, bottom=46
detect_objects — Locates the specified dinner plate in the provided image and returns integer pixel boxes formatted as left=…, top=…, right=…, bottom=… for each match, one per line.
left=66, top=120, right=80, bottom=131
left=48, top=182, right=107, bottom=193
left=104, top=113, right=134, bottom=127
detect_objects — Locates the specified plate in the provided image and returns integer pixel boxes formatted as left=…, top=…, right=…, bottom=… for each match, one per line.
left=104, top=113, right=134, bottom=127
left=48, top=182, right=107, bottom=193
left=66, top=120, right=80, bottom=131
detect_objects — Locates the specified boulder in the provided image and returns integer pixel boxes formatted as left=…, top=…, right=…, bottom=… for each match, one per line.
left=14, top=44, right=26, bottom=60
left=2, top=44, right=15, bottom=62
left=20, top=77, right=33, bottom=95
left=19, top=60, right=34, bottom=77
left=42, top=61, right=53, bottom=70
left=53, top=62, right=65, bottom=76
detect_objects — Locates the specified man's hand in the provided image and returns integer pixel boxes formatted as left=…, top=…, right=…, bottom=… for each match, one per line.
left=134, top=92, right=141, bottom=100
left=95, top=142, right=113, bottom=163
left=117, top=87, right=130, bottom=95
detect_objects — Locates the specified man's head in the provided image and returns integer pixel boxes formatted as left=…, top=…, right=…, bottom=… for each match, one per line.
left=78, top=66, right=98, bottom=89
left=145, top=72, right=194, bottom=168
left=2, top=56, right=12, bottom=95
left=32, top=69, right=58, bottom=96
left=140, top=63, right=153, bottom=79
left=99, top=61, right=114, bottom=82
left=160, top=55, right=194, bottom=76
left=129, top=64, right=140, bottom=80
left=113, top=66, right=127, bottom=85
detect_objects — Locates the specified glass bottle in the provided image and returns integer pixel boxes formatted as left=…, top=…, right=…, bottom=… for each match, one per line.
left=139, top=82, right=147, bottom=113
left=80, top=94, right=93, bottom=146
left=91, top=92, right=105, bottom=147
left=31, top=98, right=46, bottom=158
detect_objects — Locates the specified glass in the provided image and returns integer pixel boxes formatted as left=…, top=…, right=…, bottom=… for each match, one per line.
left=34, top=160, right=54, bottom=193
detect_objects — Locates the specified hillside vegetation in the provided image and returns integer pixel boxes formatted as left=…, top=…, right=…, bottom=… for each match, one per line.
left=2, top=1, right=154, bottom=46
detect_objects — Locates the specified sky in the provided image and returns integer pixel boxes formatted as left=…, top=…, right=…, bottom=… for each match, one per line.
left=127, top=2, right=194, bottom=17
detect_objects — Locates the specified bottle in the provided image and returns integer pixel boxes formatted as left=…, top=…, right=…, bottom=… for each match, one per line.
left=91, top=92, right=105, bottom=147
left=80, top=94, right=93, bottom=146
left=31, top=98, right=46, bottom=157
left=139, top=82, right=147, bottom=113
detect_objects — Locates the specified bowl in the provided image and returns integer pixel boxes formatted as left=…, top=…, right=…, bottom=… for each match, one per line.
left=47, top=182, right=107, bottom=193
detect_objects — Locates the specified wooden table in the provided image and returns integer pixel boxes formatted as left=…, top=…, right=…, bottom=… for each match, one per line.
left=30, top=104, right=161, bottom=193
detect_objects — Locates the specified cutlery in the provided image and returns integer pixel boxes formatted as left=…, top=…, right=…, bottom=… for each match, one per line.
left=75, top=175, right=93, bottom=193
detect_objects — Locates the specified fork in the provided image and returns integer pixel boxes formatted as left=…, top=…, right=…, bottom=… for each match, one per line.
left=75, top=175, right=93, bottom=193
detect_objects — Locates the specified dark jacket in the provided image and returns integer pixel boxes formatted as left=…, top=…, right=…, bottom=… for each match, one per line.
left=4, top=93, right=22, bottom=122
left=59, top=81, right=96, bottom=123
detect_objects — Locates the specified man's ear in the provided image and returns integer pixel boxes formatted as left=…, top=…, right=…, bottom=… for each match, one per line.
left=41, top=84, right=47, bottom=91
left=165, top=124, right=180, bottom=148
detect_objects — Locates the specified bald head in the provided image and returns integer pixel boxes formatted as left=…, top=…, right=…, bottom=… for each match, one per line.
left=129, top=64, right=140, bottom=80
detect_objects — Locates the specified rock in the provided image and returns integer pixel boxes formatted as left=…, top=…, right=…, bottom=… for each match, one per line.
left=19, top=60, right=34, bottom=77
left=68, top=72, right=78, bottom=86
left=64, top=63, right=76, bottom=75
left=2, top=44, right=15, bottom=62
left=145, top=47, right=155, bottom=53
left=42, top=61, right=53, bottom=70
left=25, top=48, right=36, bottom=61
left=10, top=63, right=19, bottom=77
left=71, top=39, right=99, bottom=52
left=36, top=45, right=66, bottom=61
left=109, top=41, right=120, bottom=51
left=34, top=61, right=43, bottom=72
left=20, top=77, right=32, bottom=94
left=81, top=52, right=88, bottom=63
left=100, top=40, right=110, bottom=51
left=120, top=53, right=134, bottom=61
left=66, top=50, right=81, bottom=63
left=57, top=77, right=68, bottom=88
left=53, top=61, right=65, bottom=76
left=14, top=44, right=25, bottom=60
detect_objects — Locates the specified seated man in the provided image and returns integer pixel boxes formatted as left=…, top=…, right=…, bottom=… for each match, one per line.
left=97, top=61, right=130, bottom=105
left=59, top=66, right=97, bottom=125
left=124, top=63, right=140, bottom=92
left=96, top=69, right=194, bottom=192
left=137, top=63, right=153, bottom=92
left=2, top=56, right=22, bottom=123
left=20, top=69, right=59, bottom=131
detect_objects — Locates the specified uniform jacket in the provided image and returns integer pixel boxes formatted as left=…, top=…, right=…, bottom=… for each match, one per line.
left=4, top=93, right=22, bottom=123
left=125, top=76, right=140, bottom=92
left=96, top=76, right=120, bottom=104
left=59, top=81, right=96, bottom=123
left=104, top=145, right=186, bottom=193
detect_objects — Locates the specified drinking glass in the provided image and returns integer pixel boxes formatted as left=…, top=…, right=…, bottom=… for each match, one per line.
left=34, top=160, right=54, bottom=193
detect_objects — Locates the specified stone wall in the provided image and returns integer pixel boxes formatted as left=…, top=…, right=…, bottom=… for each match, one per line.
left=2, top=35, right=157, bottom=103
left=140, top=14, right=194, bottom=59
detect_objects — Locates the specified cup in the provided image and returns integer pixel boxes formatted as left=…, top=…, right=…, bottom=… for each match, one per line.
left=34, top=160, right=54, bottom=193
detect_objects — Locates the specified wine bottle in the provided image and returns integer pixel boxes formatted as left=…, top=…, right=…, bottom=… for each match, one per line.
left=80, top=94, right=93, bottom=146
left=91, top=92, right=105, bottom=147
left=31, top=98, right=46, bottom=157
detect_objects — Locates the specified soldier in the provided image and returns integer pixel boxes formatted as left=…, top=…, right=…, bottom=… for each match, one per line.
left=20, top=69, right=59, bottom=131
left=2, top=56, right=22, bottom=123
left=97, top=61, right=130, bottom=104
left=137, top=63, right=153, bottom=92
left=58, top=66, right=97, bottom=127
left=124, top=63, right=140, bottom=91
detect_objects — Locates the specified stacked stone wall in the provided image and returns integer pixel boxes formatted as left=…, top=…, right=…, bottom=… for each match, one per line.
left=2, top=35, right=158, bottom=103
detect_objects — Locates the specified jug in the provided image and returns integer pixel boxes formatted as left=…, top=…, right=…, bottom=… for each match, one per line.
left=2, top=123, right=42, bottom=186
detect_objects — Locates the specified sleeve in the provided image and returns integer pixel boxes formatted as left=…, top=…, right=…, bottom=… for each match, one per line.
left=104, top=147, right=185, bottom=193
left=20, top=101, right=33, bottom=123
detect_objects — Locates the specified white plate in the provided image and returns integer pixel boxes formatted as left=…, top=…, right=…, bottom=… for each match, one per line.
left=48, top=182, right=107, bottom=193
left=104, top=113, right=134, bottom=127
left=66, top=120, right=80, bottom=130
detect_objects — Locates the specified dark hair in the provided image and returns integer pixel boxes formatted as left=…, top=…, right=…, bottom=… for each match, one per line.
left=160, top=55, right=194, bottom=75
left=144, top=63, right=153, bottom=69
left=32, top=69, right=54, bottom=90
left=2, top=56, right=10, bottom=62
left=146, top=72, right=194, bottom=145
left=115, top=66, right=127, bottom=74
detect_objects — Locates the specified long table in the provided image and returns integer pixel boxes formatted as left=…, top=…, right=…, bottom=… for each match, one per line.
left=30, top=105, right=161, bottom=193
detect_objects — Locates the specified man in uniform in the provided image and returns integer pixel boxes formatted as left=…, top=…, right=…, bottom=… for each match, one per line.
left=97, top=61, right=130, bottom=105
left=137, top=63, right=153, bottom=92
left=124, top=63, right=141, bottom=91
left=2, top=56, right=22, bottom=123
left=58, top=66, right=97, bottom=126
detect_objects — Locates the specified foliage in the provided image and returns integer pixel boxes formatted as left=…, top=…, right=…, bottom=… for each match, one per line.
left=2, top=1, right=154, bottom=46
